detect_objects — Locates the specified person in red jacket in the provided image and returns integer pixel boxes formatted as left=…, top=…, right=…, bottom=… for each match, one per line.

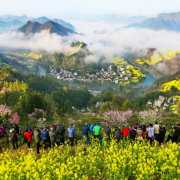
left=122, top=124, right=129, bottom=140
left=24, top=129, right=33, bottom=150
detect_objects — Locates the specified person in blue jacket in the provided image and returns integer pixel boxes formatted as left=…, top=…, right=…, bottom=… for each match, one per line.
left=90, top=124, right=95, bottom=135
left=41, top=126, right=50, bottom=149
left=82, top=123, right=90, bottom=144
left=68, top=123, right=75, bottom=146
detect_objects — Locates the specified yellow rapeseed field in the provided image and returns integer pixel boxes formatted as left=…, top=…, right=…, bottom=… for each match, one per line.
left=1, top=139, right=180, bottom=180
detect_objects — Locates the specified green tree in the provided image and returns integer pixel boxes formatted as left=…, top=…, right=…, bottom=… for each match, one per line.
left=121, top=99, right=133, bottom=111
left=111, top=95, right=124, bottom=110
left=103, top=91, right=112, bottom=101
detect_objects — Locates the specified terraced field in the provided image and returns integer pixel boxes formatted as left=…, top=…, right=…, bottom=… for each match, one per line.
left=161, top=79, right=180, bottom=92
left=135, top=49, right=179, bottom=65
left=15, top=53, right=42, bottom=60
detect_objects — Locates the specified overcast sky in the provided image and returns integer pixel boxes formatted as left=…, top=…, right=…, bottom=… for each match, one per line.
left=0, top=0, right=180, bottom=18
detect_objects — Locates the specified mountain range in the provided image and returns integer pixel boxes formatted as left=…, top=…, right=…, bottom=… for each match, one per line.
left=0, top=15, right=75, bottom=33
left=0, top=19, right=23, bottom=32
left=0, top=15, right=30, bottom=22
left=59, top=13, right=148, bottom=24
left=125, top=12, right=180, bottom=32
left=89, top=14, right=148, bottom=24
left=18, top=21, right=76, bottom=36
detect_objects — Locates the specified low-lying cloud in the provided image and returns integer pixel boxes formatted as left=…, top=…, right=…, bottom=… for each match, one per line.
left=0, top=21, right=180, bottom=65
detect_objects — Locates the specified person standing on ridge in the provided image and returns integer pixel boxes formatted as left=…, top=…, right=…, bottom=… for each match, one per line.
left=136, top=125, right=143, bottom=142
left=153, top=122, right=160, bottom=142
left=49, top=127, right=56, bottom=148
left=147, top=124, right=155, bottom=145
left=114, top=127, right=121, bottom=143
left=68, top=123, right=75, bottom=146
left=123, top=123, right=129, bottom=140
left=159, top=124, right=166, bottom=145
left=9, top=128, right=18, bottom=149
left=41, top=126, right=50, bottom=149
left=56, top=124, right=65, bottom=145
left=172, top=123, right=180, bottom=143
left=14, top=124, right=19, bottom=134
left=34, top=128, right=41, bottom=154
left=93, top=122, right=101, bottom=140
left=101, top=124, right=111, bottom=145
left=82, top=123, right=90, bottom=144
left=90, top=124, right=95, bottom=135
left=24, top=129, right=33, bottom=150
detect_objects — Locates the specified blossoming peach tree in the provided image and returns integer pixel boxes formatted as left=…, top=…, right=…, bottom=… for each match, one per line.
left=137, top=110, right=162, bottom=125
left=9, top=112, right=20, bottom=124
left=0, top=104, right=12, bottom=116
left=103, top=110, right=133, bottom=125
left=0, top=104, right=11, bottom=120
left=28, top=108, right=46, bottom=121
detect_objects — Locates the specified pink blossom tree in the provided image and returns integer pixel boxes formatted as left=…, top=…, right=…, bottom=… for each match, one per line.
left=0, top=105, right=11, bottom=118
left=137, top=110, right=162, bottom=125
left=9, top=112, right=20, bottom=124
left=103, top=110, right=133, bottom=125
left=28, top=108, right=46, bottom=121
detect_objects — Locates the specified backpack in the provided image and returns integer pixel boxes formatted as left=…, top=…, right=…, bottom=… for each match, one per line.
left=130, top=130, right=136, bottom=139
left=56, top=128, right=62, bottom=135
left=57, top=127, right=65, bottom=136
left=104, top=127, right=111, bottom=136
left=23, top=135, right=28, bottom=143
left=115, top=129, right=120, bottom=140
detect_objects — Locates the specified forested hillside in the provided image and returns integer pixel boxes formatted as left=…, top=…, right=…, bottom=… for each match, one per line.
left=0, top=67, right=93, bottom=121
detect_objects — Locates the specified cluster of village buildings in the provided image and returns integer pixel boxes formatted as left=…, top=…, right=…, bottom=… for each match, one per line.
left=49, top=64, right=132, bottom=84
left=147, top=95, right=178, bottom=112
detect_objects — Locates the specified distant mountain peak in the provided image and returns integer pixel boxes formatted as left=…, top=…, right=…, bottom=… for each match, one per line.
left=17, top=20, right=76, bottom=36
left=125, top=11, right=180, bottom=32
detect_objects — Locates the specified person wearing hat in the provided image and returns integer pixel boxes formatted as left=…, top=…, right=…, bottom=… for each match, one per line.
left=68, top=123, right=75, bottom=146
left=101, top=124, right=111, bottom=146
left=34, top=128, right=41, bottom=154
left=136, top=124, right=143, bottom=142
left=93, top=122, right=101, bottom=140
left=82, top=123, right=90, bottom=144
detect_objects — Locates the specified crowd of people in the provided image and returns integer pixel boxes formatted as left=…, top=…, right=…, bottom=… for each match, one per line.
left=1, top=121, right=180, bottom=153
